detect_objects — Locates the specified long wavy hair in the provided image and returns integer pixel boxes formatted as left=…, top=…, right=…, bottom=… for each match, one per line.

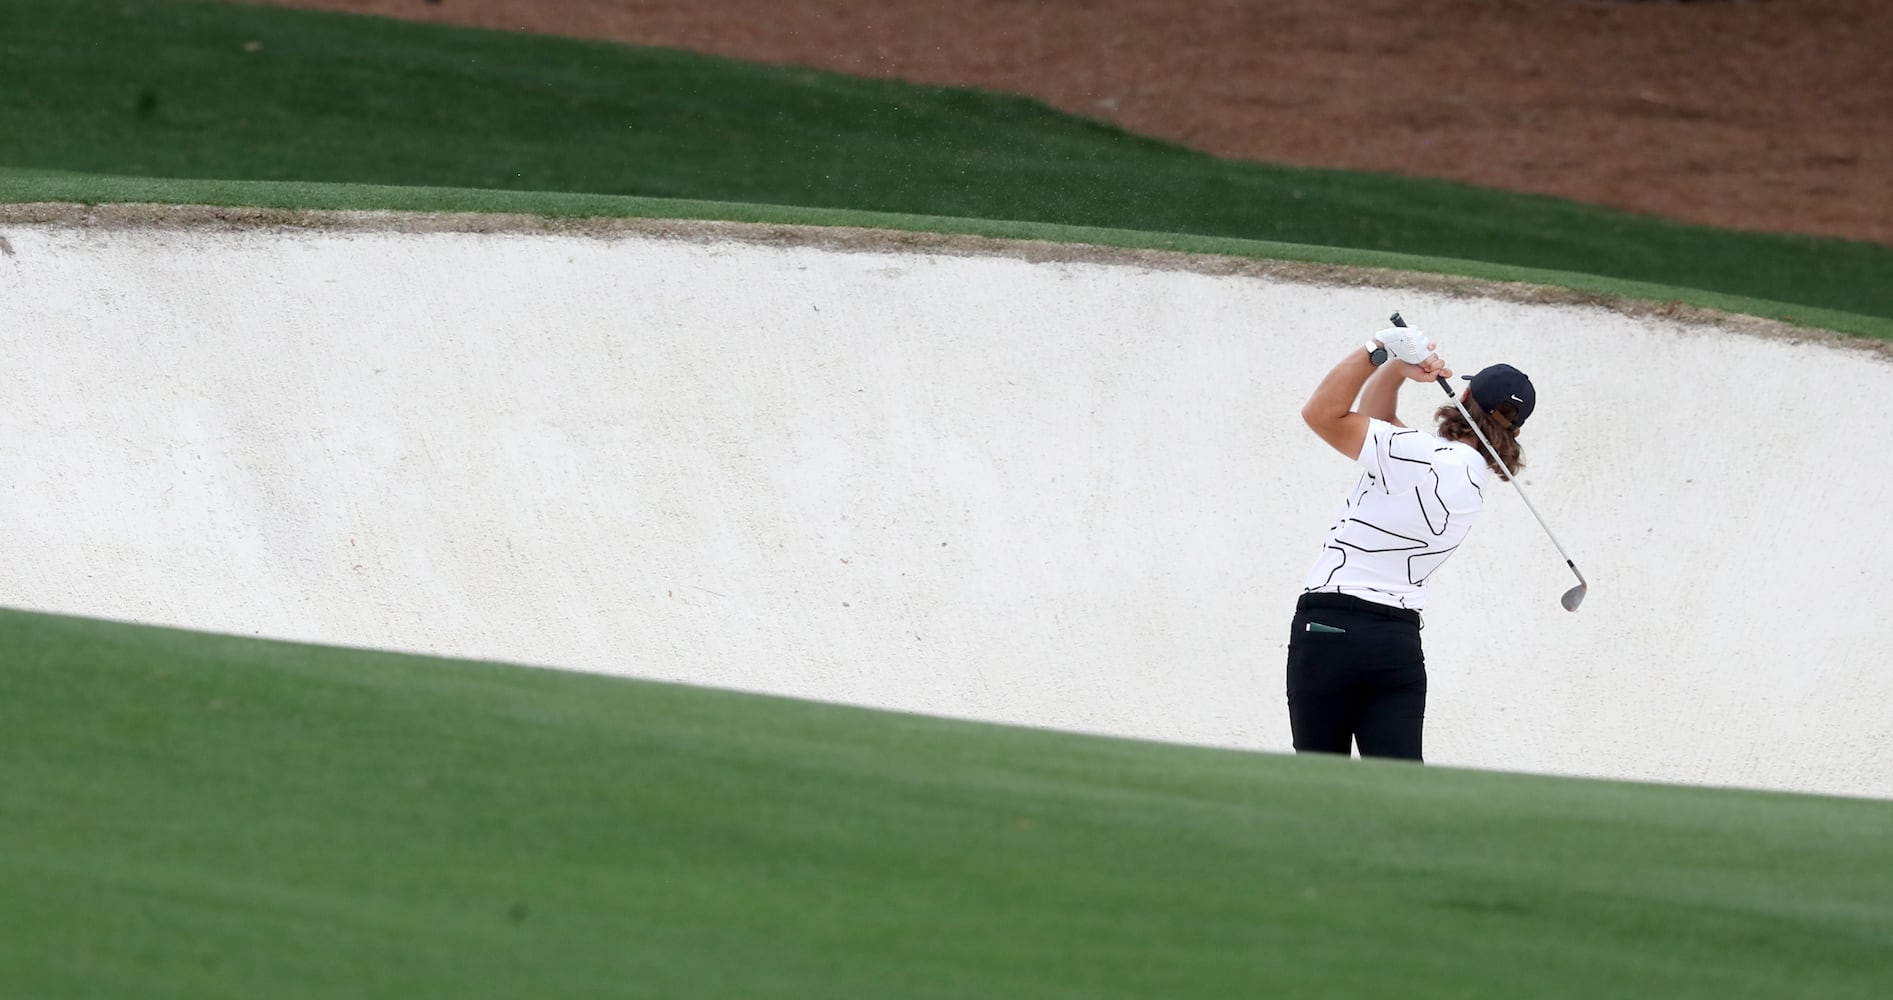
left=1435, top=397, right=1525, bottom=482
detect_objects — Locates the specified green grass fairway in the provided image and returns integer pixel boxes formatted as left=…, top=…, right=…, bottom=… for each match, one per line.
left=2, top=0, right=1890, bottom=322
left=4, top=607, right=1889, bottom=999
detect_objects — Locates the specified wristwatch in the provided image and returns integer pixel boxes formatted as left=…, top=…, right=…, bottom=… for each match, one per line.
left=1364, top=339, right=1390, bottom=366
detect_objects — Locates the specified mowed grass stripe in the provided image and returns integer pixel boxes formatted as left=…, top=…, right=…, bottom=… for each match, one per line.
left=3, top=607, right=1889, bottom=998
left=0, top=0, right=1888, bottom=322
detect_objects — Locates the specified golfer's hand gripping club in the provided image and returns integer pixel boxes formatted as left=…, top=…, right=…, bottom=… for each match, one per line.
left=1388, top=312, right=1588, bottom=611
left=1374, top=325, right=1434, bottom=366
left=1386, top=312, right=1458, bottom=399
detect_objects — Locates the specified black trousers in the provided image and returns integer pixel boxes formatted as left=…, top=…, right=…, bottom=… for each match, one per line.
left=1285, top=592, right=1428, bottom=761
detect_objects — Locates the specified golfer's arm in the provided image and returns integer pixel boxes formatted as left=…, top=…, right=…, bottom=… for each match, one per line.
left=1356, top=362, right=1409, bottom=427
left=1300, top=348, right=1375, bottom=459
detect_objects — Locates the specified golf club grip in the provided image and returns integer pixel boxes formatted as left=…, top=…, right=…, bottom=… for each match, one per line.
left=1390, top=312, right=1453, bottom=395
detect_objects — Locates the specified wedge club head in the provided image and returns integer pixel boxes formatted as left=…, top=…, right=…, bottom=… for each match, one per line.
left=1559, top=565, right=1588, bottom=612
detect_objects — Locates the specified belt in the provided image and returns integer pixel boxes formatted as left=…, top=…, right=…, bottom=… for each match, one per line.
left=1297, top=591, right=1422, bottom=626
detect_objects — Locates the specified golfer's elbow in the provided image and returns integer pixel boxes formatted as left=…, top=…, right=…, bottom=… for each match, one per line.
left=1301, top=399, right=1334, bottom=435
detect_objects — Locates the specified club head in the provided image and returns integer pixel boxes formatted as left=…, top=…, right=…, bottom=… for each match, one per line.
left=1560, top=584, right=1587, bottom=612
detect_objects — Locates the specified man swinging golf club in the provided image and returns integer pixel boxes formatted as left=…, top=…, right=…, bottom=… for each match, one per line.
left=1287, top=318, right=1540, bottom=762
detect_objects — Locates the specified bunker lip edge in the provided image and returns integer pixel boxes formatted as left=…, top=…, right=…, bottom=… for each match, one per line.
left=2, top=199, right=1881, bottom=354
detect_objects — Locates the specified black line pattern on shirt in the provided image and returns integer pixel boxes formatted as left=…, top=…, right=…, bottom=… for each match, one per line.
left=1408, top=544, right=1461, bottom=585
left=1318, top=428, right=1481, bottom=602
left=1314, top=545, right=1347, bottom=588
left=1334, top=519, right=1427, bottom=553
left=1387, top=429, right=1430, bottom=466
left=1416, top=469, right=1450, bottom=537
left=1440, top=443, right=1484, bottom=496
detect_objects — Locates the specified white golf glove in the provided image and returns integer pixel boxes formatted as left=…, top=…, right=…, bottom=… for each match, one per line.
left=1375, top=327, right=1433, bottom=365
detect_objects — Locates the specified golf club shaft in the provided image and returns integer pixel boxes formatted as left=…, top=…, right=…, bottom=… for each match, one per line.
left=1388, top=313, right=1586, bottom=583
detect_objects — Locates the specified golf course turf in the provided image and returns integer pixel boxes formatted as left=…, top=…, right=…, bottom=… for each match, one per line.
left=4, top=608, right=1890, bottom=998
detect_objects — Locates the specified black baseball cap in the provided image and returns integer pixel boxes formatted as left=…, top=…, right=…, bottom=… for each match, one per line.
left=1461, top=364, right=1536, bottom=429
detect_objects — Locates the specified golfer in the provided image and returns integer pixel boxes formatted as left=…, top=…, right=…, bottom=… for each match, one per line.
left=1288, top=325, right=1536, bottom=761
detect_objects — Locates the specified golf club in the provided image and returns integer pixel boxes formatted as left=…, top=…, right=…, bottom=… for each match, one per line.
left=1389, top=312, right=1588, bottom=611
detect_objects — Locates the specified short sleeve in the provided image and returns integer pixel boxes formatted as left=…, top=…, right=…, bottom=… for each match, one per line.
left=1355, top=418, right=1441, bottom=495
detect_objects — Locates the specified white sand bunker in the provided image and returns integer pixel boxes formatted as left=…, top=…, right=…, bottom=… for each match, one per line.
left=2, top=207, right=1889, bottom=799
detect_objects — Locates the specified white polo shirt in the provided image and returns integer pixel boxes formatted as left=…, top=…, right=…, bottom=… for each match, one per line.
left=1303, top=418, right=1490, bottom=610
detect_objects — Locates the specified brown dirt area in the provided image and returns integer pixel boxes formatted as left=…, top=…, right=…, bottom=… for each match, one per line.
left=238, top=0, right=1891, bottom=248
